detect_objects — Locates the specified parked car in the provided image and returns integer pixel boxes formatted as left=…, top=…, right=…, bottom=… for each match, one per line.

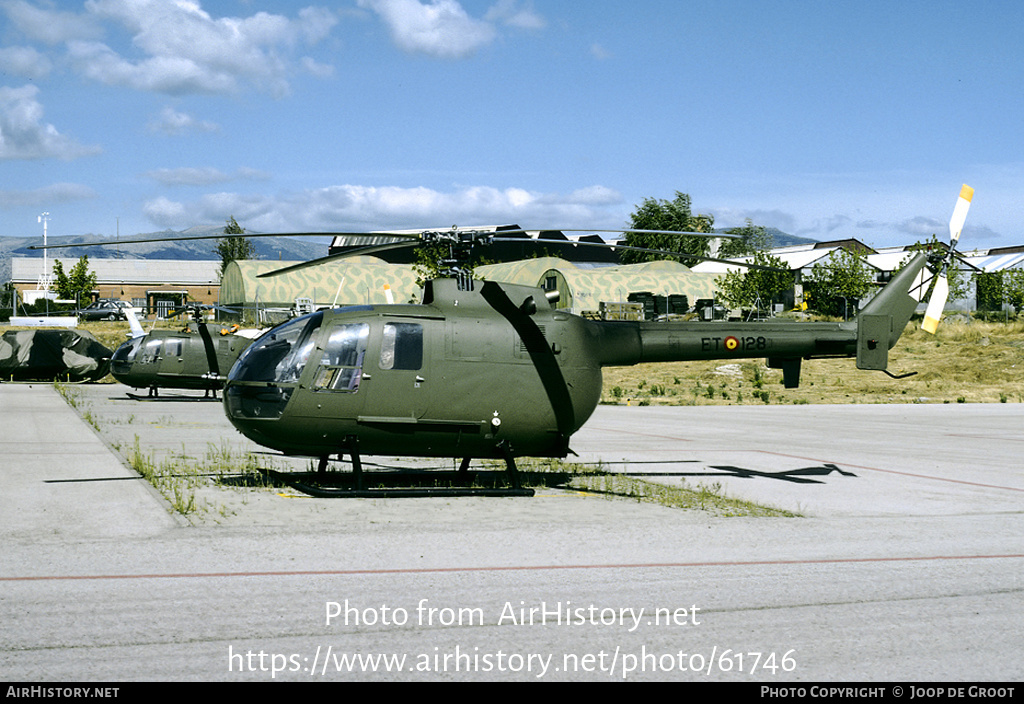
left=77, top=299, right=137, bottom=321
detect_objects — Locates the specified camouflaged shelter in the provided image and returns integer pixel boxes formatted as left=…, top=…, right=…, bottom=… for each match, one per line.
left=477, top=258, right=720, bottom=318
left=220, top=257, right=423, bottom=313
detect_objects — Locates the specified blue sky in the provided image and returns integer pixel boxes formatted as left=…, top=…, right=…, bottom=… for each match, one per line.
left=2, top=0, right=1022, bottom=250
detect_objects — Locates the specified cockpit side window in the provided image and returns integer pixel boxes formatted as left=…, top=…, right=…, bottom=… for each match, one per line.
left=313, top=323, right=369, bottom=392
left=379, top=322, right=423, bottom=371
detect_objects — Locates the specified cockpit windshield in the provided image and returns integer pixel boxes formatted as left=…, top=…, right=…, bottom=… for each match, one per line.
left=228, top=312, right=323, bottom=384
left=111, top=336, right=143, bottom=364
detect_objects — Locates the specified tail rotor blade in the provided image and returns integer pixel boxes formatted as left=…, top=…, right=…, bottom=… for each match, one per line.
left=922, top=184, right=973, bottom=334
left=922, top=274, right=949, bottom=334
left=948, top=184, right=973, bottom=245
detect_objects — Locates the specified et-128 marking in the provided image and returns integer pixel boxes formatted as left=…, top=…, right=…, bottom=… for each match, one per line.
left=702, top=336, right=769, bottom=352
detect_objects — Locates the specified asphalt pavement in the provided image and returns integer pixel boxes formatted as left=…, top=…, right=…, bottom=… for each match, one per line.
left=1, top=382, right=1022, bottom=682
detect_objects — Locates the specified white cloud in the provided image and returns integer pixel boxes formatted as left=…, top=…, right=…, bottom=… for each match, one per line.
left=0, top=85, right=102, bottom=161
left=0, top=45, right=52, bottom=79
left=358, top=0, right=497, bottom=58
left=60, top=0, right=340, bottom=97
left=141, top=183, right=625, bottom=231
left=142, top=196, right=189, bottom=226
left=1, top=0, right=103, bottom=45
left=142, top=166, right=270, bottom=186
left=485, top=0, right=546, bottom=30
left=0, top=182, right=97, bottom=209
left=898, top=216, right=943, bottom=239
left=148, top=107, right=220, bottom=136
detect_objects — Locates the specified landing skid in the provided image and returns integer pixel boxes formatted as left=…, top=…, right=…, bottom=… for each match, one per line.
left=125, top=390, right=221, bottom=401
left=259, top=468, right=535, bottom=498
left=261, top=439, right=534, bottom=497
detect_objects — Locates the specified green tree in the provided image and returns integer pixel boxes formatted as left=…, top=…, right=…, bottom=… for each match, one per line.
left=804, top=248, right=876, bottom=318
left=622, top=192, right=714, bottom=266
left=714, top=249, right=794, bottom=315
left=717, top=219, right=772, bottom=259
left=215, top=216, right=256, bottom=276
left=1004, top=270, right=1024, bottom=312
left=412, top=239, right=453, bottom=286
left=983, top=269, right=1024, bottom=313
left=52, top=256, right=97, bottom=303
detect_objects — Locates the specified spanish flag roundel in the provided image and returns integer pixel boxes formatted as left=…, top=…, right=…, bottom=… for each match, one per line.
left=724, top=336, right=739, bottom=351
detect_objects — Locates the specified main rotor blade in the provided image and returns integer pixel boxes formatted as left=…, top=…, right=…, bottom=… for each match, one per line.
left=26, top=231, right=352, bottom=250
left=27, top=227, right=738, bottom=251
left=513, top=228, right=741, bottom=239
left=256, top=240, right=420, bottom=278
left=491, top=237, right=787, bottom=272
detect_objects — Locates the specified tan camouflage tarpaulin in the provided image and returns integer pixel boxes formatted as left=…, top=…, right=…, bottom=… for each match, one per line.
left=220, top=257, right=423, bottom=309
left=478, top=258, right=720, bottom=316
left=221, top=256, right=722, bottom=318
left=476, top=257, right=577, bottom=287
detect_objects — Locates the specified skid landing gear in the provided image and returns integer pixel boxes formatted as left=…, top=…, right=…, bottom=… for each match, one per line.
left=262, top=439, right=534, bottom=498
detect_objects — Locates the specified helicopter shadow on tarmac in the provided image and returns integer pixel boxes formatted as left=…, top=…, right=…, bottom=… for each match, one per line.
left=605, top=460, right=858, bottom=485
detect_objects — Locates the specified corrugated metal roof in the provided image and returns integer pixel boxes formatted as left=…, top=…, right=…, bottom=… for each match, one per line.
left=692, top=246, right=857, bottom=273
left=11, top=257, right=221, bottom=284
left=963, top=252, right=1024, bottom=272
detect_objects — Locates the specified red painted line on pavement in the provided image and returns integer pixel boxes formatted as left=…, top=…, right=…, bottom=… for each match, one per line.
left=4, top=553, right=1023, bottom=582
left=759, top=450, right=1024, bottom=492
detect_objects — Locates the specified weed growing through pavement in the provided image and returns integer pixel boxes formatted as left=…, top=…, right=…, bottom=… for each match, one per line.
left=119, top=436, right=280, bottom=517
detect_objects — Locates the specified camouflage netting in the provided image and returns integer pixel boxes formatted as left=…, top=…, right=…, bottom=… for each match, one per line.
left=220, top=257, right=423, bottom=309
left=477, top=258, right=720, bottom=316
left=220, top=256, right=723, bottom=319
left=0, top=329, right=113, bottom=382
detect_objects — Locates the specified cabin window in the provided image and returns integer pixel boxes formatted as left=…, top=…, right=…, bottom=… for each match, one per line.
left=141, top=338, right=162, bottom=365
left=379, top=322, right=423, bottom=371
left=314, top=323, right=369, bottom=392
left=163, top=338, right=184, bottom=358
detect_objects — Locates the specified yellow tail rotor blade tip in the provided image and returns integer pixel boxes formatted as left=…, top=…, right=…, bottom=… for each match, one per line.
left=960, top=184, right=974, bottom=201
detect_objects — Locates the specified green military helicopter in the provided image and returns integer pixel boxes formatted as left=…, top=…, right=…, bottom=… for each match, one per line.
left=33, top=186, right=971, bottom=495
left=110, top=303, right=261, bottom=398
left=221, top=187, right=971, bottom=493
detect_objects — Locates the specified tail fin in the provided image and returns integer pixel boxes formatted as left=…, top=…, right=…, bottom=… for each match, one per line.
left=124, top=307, right=146, bottom=339
left=855, top=251, right=929, bottom=371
